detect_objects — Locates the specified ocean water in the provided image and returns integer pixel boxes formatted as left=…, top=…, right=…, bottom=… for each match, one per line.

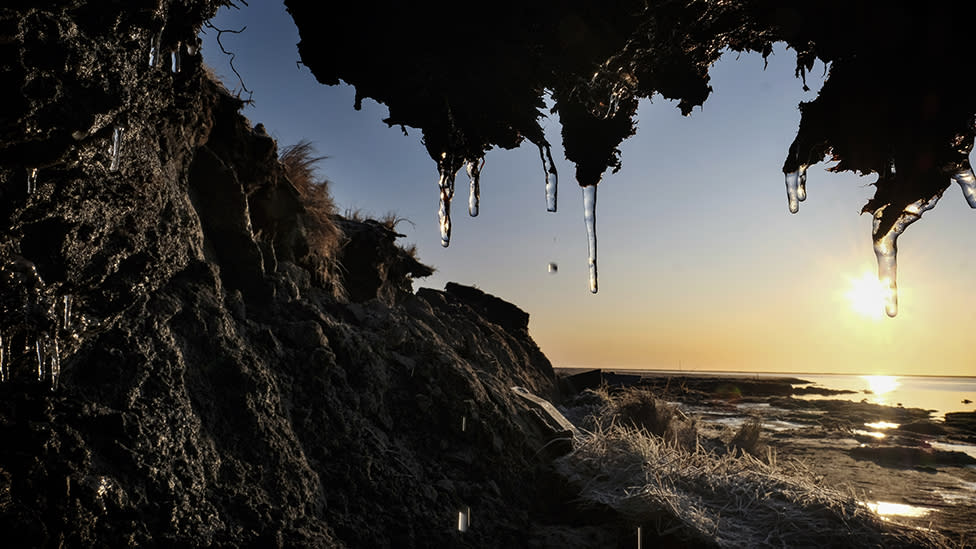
left=612, top=370, right=976, bottom=419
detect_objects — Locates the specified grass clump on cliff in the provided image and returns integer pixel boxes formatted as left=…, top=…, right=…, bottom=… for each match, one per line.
left=558, top=387, right=951, bottom=548
left=279, top=140, right=345, bottom=296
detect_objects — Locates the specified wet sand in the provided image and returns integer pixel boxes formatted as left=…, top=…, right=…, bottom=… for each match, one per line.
left=560, top=370, right=976, bottom=542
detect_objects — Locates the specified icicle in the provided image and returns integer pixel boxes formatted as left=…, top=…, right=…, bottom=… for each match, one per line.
left=872, top=194, right=941, bottom=317
left=50, top=337, right=60, bottom=389
left=437, top=152, right=456, bottom=247
left=952, top=168, right=976, bottom=208
left=63, top=295, right=72, bottom=329
left=797, top=165, right=808, bottom=202
left=109, top=126, right=125, bottom=172
left=148, top=30, right=162, bottom=68
left=466, top=158, right=482, bottom=217
left=539, top=144, right=558, bottom=212
left=27, top=168, right=38, bottom=194
left=171, top=41, right=182, bottom=73
left=784, top=171, right=801, bottom=213
left=457, top=507, right=471, bottom=532
left=0, top=334, right=5, bottom=383
left=185, top=41, right=197, bottom=56
left=35, top=338, right=44, bottom=382
left=582, top=185, right=598, bottom=293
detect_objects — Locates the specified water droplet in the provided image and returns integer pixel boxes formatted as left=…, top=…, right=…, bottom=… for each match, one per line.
left=548, top=262, right=558, bottom=274
left=27, top=168, right=38, bottom=194
left=582, top=185, right=598, bottom=293
left=539, top=144, right=558, bottom=212
left=437, top=153, right=457, bottom=247
left=466, top=158, right=483, bottom=217
left=872, top=194, right=941, bottom=317
left=952, top=168, right=976, bottom=208
left=109, top=126, right=125, bottom=172
left=457, top=507, right=471, bottom=532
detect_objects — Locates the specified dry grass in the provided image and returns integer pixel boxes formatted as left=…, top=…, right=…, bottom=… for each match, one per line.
left=279, top=140, right=345, bottom=298
left=557, top=387, right=952, bottom=548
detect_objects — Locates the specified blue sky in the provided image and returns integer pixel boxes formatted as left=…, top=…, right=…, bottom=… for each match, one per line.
left=200, top=4, right=976, bottom=376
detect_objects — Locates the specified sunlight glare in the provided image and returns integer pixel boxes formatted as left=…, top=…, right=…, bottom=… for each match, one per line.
left=845, top=272, right=887, bottom=319
left=863, top=375, right=899, bottom=396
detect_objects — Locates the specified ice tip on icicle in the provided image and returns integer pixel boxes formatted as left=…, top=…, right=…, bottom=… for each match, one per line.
left=785, top=170, right=801, bottom=214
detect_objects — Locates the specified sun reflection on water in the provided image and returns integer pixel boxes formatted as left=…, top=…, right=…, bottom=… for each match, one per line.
left=862, top=375, right=900, bottom=405
left=863, top=501, right=934, bottom=518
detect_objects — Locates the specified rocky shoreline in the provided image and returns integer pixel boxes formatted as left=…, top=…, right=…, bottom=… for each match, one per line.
left=557, top=369, right=976, bottom=542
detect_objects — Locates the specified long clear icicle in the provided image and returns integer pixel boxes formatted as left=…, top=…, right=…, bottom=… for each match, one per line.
left=466, top=158, right=482, bottom=217
left=872, top=194, right=941, bottom=317
left=0, top=334, right=5, bottom=383
left=109, top=126, right=125, bottom=172
left=50, top=337, right=60, bottom=389
left=63, top=295, right=72, bottom=329
left=437, top=153, right=456, bottom=247
left=797, top=165, right=808, bottom=202
left=540, top=144, right=558, bottom=212
left=952, top=168, right=976, bottom=208
left=27, top=168, right=38, bottom=194
left=582, top=185, right=598, bottom=293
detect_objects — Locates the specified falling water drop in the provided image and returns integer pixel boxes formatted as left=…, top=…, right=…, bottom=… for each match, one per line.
left=109, top=126, right=125, bottom=172
left=171, top=41, right=182, bottom=73
left=784, top=170, right=801, bottom=213
left=539, top=144, right=558, bottom=212
left=27, top=168, right=38, bottom=194
left=437, top=153, right=456, bottom=247
left=547, top=262, right=558, bottom=274
left=872, top=194, right=941, bottom=317
left=582, top=185, right=598, bottom=293
left=466, top=158, right=482, bottom=217
left=952, top=168, right=976, bottom=208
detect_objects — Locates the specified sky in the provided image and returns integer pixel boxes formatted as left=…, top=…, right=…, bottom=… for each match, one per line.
left=199, top=4, right=976, bottom=377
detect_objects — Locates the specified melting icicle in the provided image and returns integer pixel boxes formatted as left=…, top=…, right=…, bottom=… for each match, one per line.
left=437, top=153, right=456, bottom=247
left=109, top=126, right=125, bottom=172
left=872, top=194, right=941, bottom=317
left=582, top=185, right=598, bottom=293
left=27, top=168, right=38, bottom=194
left=539, top=144, right=558, bottom=212
left=466, top=158, right=482, bottom=217
left=784, top=171, right=801, bottom=213
left=952, top=169, right=976, bottom=208
left=171, top=41, right=182, bottom=73
left=797, top=165, right=808, bottom=202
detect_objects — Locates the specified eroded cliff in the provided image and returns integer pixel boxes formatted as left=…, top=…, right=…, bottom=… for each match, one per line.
left=0, top=2, right=566, bottom=547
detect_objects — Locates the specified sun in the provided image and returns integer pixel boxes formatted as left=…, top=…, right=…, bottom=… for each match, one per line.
left=845, top=272, right=886, bottom=319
